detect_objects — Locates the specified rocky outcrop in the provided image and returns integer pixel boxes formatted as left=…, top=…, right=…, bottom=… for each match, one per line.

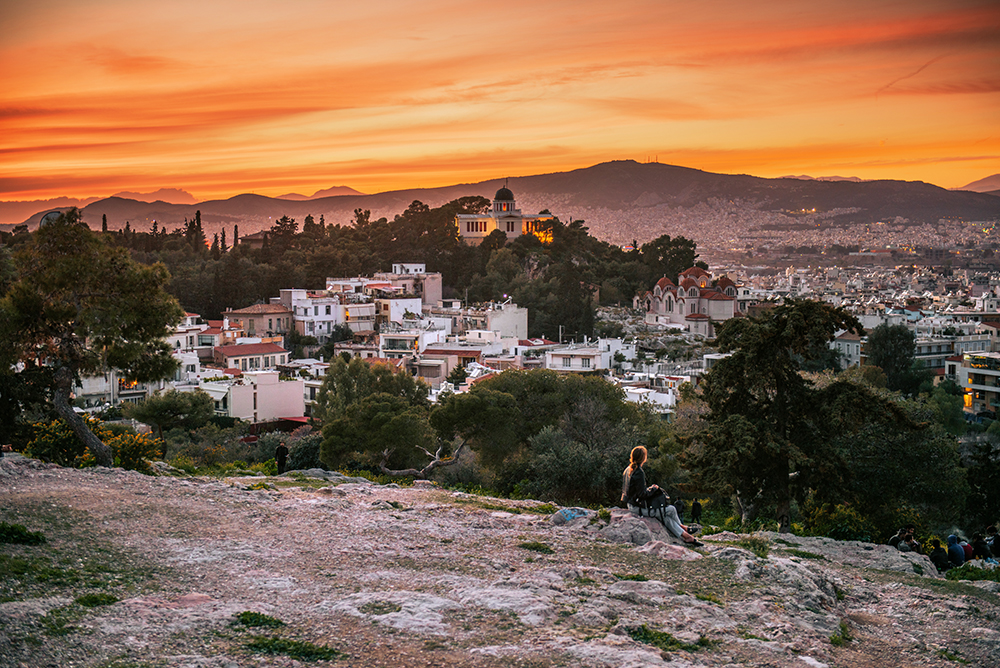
left=1, top=453, right=997, bottom=668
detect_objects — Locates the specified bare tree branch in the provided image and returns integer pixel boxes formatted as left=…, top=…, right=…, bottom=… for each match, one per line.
left=379, top=439, right=468, bottom=479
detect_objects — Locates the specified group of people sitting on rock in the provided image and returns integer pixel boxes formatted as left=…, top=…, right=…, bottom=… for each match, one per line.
left=894, top=524, right=1000, bottom=572
left=622, top=446, right=703, bottom=548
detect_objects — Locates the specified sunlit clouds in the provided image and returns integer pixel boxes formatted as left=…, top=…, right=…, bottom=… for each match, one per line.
left=2, top=0, right=998, bottom=200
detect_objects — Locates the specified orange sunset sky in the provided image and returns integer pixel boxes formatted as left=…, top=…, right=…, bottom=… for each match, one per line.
left=2, top=0, right=998, bottom=201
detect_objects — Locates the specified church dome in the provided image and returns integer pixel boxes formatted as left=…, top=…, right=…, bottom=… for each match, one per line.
left=494, top=186, right=515, bottom=201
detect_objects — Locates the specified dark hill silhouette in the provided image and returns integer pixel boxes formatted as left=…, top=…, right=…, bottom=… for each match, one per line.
left=14, top=161, right=1000, bottom=244
left=277, top=185, right=365, bottom=200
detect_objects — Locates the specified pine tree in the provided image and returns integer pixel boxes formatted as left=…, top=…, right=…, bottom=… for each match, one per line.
left=220, top=228, right=227, bottom=253
left=102, top=214, right=108, bottom=233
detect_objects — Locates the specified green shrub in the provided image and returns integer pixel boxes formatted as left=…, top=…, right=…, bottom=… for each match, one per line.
left=286, top=433, right=326, bottom=471
left=518, top=541, right=554, bottom=554
left=252, top=459, right=278, bottom=476
left=26, top=416, right=110, bottom=466
left=801, top=501, right=875, bottom=543
left=614, top=573, right=648, bottom=581
left=169, top=454, right=197, bottom=473
left=105, top=432, right=163, bottom=474
left=0, top=522, right=46, bottom=545
left=829, top=620, right=852, bottom=646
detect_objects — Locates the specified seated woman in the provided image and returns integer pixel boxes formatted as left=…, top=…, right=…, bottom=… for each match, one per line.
left=622, top=446, right=702, bottom=547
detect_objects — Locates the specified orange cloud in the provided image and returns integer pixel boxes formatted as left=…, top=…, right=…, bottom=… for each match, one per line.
left=1, top=0, right=998, bottom=200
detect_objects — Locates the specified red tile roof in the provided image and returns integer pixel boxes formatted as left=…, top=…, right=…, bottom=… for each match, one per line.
left=655, top=277, right=675, bottom=291
left=680, top=267, right=710, bottom=278
left=224, top=304, right=292, bottom=315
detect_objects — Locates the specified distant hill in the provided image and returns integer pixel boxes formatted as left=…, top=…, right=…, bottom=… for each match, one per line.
left=276, top=185, right=366, bottom=200
left=12, top=162, right=1000, bottom=246
left=0, top=197, right=100, bottom=227
left=780, top=175, right=864, bottom=183
left=111, top=188, right=197, bottom=204
left=957, top=174, right=1000, bottom=193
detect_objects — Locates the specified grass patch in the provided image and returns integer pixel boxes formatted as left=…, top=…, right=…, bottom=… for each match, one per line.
left=75, top=592, right=119, bottom=607
left=695, top=592, right=723, bottom=605
left=614, top=573, right=649, bottom=582
left=577, top=541, right=750, bottom=604
left=41, top=605, right=85, bottom=636
left=736, top=535, right=771, bottom=559
left=946, top=563, right=1000, bottom=583
left=1, top=500, right=165, bottom=605
left=453, top=497, right=556, bottom=516
left=360, top=601, right=402, bottom=615
left=786, top=549, right=826, bottom=560
left=627, top=624, right=709, bottom=652
left=937, top=648, right=970, bottom=663
left=235, top=611, right=286, bottom=628
left=0, top=521, right=46, bottom=545
left=773, top=538, right=799, bottom=547
left=518, top=541, right=554, bottom=554
left=245, top=636, right=344, bottom=661
left=337, top=468, right=414, bottom=487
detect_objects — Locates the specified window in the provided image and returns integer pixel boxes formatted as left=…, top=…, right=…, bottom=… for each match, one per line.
left=314, top=306, right=319, bottom=316
left=582, top=358, right=591, bottom=368
left=268, top=318, right=273, bottom=330
left=563, top=357, right=571, bottom=367
left=326, top=305, right=331, bottom=315
left=309, top=387, right=316, bottom=400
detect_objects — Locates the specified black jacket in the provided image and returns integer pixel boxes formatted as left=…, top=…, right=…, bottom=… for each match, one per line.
left=624, top=466, right=658, bottom=507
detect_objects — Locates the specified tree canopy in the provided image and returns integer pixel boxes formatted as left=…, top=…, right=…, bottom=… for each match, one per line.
left=94, top=198, right=702, bottom=341
left=124, top=389, right=215, bottom=439
left=0, top=209, right=184, bottom=465
left=865, top=323, right=917, bottom=393
left=688, top=300, right=864, bottom=532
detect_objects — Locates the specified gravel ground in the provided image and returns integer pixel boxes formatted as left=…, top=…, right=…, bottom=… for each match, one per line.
left=1, top=453, right=998, bottom=668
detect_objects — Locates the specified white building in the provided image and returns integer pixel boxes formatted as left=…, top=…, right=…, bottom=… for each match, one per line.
left=545, top=342, right=610, bottom=373
left=378, top=325, right=449, bottom=359
left=424, top=300, right=528, bottom=339
left=455, top=186, right=555, bottom=245
left=200, top=371, right=305, bottom=423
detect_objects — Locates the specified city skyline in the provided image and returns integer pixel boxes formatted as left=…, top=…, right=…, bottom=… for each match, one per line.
left=2, top=0, right=998, bottom=201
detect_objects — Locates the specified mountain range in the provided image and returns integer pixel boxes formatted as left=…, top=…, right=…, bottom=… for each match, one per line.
left=5, top=161, right=999, bottom=246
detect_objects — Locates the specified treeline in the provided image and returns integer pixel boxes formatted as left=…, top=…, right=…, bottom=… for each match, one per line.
left=70, top=199, right=704, bottom=339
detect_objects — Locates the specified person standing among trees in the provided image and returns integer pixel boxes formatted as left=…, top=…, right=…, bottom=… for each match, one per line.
left=690, top=499, right=703, bottom=524
left=275, top=441, right=289, bottom=475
